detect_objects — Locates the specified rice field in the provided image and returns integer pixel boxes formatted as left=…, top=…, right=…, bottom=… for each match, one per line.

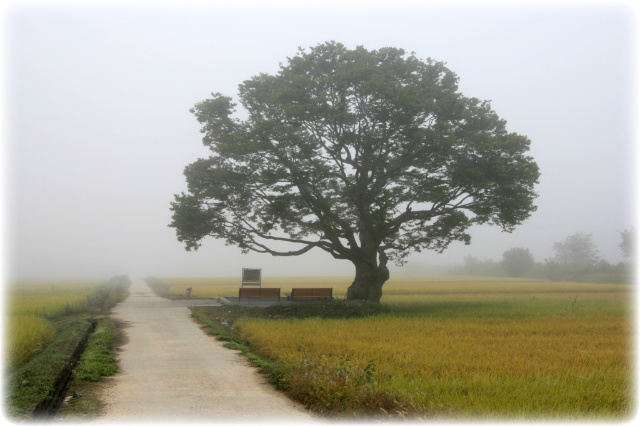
left=159, top=275, right=630, bottom=302
left=176, top=275, right=635, bottom=419
left=159, top=276, right=353, bottom=299
left=4, top=280, right=101, bottom=369
left=5, top=314, right=55, bottom=370
left=236, top=313, right=632, bottom=418
left=6, top=281, right=100, bottom=316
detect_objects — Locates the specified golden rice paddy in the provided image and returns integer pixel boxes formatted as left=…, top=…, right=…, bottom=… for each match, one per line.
left=5, top=314, right=55, bottom=370
left=159, top=275, right=630, bottom=302
left=5, top=280, right=100, bottom=369
left=167, top=275, right=635, bottom=418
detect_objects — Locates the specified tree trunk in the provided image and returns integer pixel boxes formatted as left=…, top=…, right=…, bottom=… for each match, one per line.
left=346, top=257, right=390, bottom=303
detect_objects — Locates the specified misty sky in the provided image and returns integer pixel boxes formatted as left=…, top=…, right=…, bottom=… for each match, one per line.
left=2, top=1, right=637, bottom=281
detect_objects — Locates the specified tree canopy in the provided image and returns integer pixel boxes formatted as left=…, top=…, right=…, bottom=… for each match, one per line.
left=169, top=41, right=540, bottom=302
left=619, top=227, right=635, bottom=261
left=501, top=247, right=535, bottom=277
left=553, top=233, right=600, bottom=267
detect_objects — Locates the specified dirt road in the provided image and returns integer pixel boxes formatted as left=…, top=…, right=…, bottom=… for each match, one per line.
left=92, top=279, right=315, bottom=423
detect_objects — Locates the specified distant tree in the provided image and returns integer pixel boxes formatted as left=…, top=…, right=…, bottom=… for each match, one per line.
left=461, top=255, right=502, bottom=276
left=501, top=247, right=534, bottom=277
left=552, top=233, right=599, bottom=267
left=543, top=257, right=561, bottom=281
left=169, top=41, right=540, bottom=302
left=619, top=227, right=635, bottom=261
left=462, top=255, right=482, bottom=275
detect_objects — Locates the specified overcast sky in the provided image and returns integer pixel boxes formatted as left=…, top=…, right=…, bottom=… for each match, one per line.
left=2, top=0, right=637, bottom=281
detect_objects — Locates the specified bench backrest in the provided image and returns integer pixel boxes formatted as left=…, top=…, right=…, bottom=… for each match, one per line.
left=242, top=268, right=261, bottom=287
left=291, top=288, right=332, bottom=298
left=239, top=287, right=280, bottom=298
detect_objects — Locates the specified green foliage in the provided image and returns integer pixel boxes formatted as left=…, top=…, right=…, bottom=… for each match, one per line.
left=190, top=301, right=389, bottom=331
left=190, top=308, right=287, bottom=389
left=170, top=41, right=539, bottom=301
left=5, top=276, right=131, bottom=418
left=6, top=315, right=94, bottom=417
left=83, top=275, right=131, bottom=314
left=553, top=233, right=600, bottom=267
left=145, top=277, right=171, bottom=297
left=264, top=301, right=390, bottom=319
left=40, top=275, right=131, bottom=319
left=618, top=227, right=635, bottom=261
left=73, top=319, right=118, bottom=382
left=448, top=246, right=633, bottom=283
left=543, top=256, right=633, bottom=283
left=459, top=255, right=504, bottom=276
left=501, top=247, right=535, bottom=277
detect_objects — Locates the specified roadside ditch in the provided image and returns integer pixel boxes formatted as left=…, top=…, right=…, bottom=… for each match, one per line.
left=4, top=277, right=129, bottom=421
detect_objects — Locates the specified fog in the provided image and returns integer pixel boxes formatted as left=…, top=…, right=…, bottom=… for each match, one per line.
left=2, top=1, right=637, bottom=282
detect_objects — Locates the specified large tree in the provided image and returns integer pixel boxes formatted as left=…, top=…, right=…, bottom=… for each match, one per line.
left=553, top=233, right=600, bottom=267
left=169, top=42, right=540, bottom=302
left=501, top=247, right=535, bottom=277
left=619, top=227, right=635, bottom=261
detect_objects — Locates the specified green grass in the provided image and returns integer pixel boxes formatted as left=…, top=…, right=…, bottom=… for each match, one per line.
left=5, top=315, right=95, bottom=418
left=54, top=317, right=123, bottom=421
left=73, top=318, right=119, bottom=382
left=4, top=276, right=131, bottom=419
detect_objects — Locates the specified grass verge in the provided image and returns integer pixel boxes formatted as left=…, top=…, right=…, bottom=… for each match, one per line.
left=5, top=315, right=95, bottom=418
left=189, top=301, right=397, bottom=418
left=54, top=317, right=122, bottom=421
left=4, top=276, right=130, bottom=419
left=190, top=307, right=286, bottom=389
left=72, top=318, right=119, bottom=382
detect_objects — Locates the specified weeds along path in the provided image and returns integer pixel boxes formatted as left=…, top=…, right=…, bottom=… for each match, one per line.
left=91, top=279, right=314, bottom=423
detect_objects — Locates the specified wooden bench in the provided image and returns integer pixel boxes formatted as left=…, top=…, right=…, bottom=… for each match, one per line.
left=286, top=288, right=333, bottom=301
left=238, top=287, right=280, bottom=301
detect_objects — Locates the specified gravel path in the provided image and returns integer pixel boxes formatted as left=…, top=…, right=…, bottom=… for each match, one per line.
left=92, top=279, right=315, bottom=423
